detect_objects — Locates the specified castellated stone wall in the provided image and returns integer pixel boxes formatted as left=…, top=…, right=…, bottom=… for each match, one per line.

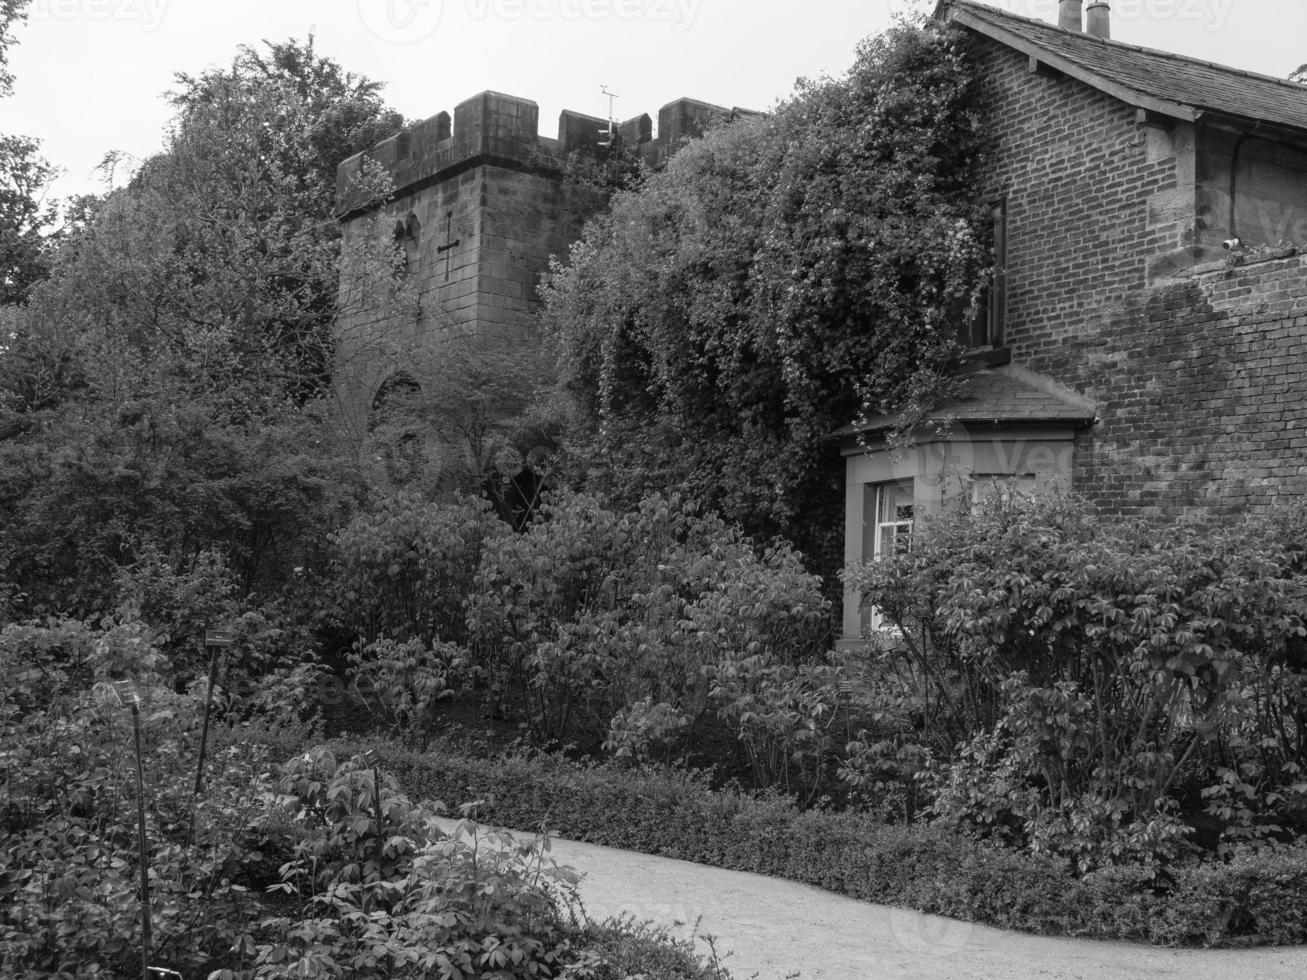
left=332, top=89, right=749, bottom=463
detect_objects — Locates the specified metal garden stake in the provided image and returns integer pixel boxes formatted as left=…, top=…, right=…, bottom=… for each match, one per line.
left=194, top=629, right=235, bottom=798
left=112, top=679, right=151, bottom=980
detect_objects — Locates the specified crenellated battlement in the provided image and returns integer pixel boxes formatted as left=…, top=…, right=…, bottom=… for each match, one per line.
left=335, top=90, right=760, bottom=217
left=333, top=88, right=762, bottom=462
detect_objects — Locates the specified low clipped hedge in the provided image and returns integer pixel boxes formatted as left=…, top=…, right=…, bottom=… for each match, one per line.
left=339, top=740, right=1307, bottom=948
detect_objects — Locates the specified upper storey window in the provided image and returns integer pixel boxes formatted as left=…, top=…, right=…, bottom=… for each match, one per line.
left=959, top=198, right=1007, bottom=351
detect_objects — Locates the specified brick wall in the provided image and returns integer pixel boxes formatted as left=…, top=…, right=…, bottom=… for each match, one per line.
left=1076, top=252, right=1307, bottom=518
left=970, top=38, right=1190, bottom=383
left=970, top=35, right=1307, bottom=520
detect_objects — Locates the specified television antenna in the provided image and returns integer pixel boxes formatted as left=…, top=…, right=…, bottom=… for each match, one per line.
left=599, top=84, right=620, bottom=148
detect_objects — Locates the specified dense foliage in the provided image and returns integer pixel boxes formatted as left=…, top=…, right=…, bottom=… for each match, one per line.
left=0, top=611, right=737, bottom=978
left=541, top=21, right=987, bottom=570
left=8, top=12, right=1307, bottom=966
left=848, top=493, right=1307, bottom=868
left=1, top=1, right=57, bottom=305
left=0, top=0, right=24, bottom=98
left=0, top=38, right=404, bottom=617
left=340, top=490, right=854, bottom=802
left=0, top=132, right=55, bottom=304
left=466, top=492, right=829, bottom=756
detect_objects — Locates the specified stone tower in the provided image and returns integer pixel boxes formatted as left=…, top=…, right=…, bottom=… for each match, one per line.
left=333, top=90, right=751, bottom=484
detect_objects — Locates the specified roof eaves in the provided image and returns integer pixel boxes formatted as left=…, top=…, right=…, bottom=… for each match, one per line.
left=837, top=413, right=1092, bottom=443
left=945, top=5, right=1198, bottom=123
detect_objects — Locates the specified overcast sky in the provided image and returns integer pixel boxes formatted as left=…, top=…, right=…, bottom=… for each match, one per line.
left=4, top=0, right=1306, bottom=201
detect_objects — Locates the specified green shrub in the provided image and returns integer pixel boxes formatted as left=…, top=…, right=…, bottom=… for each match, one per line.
left=347, top=636, right=465, bottom=745
left=568, top=917, right=736, bottom=980
left=354, top=738, right=1307, bottom=948
left=0, top=649, right=276, bottom=976
left=467, top=490, right=829, bottom=764
left=329, top=492, right=502, bottom=648
left=112, top=544, right=242, bottom=678
left=847, top=493, right=1307, bottom=866
left=0, top=618, right=738, bottom=978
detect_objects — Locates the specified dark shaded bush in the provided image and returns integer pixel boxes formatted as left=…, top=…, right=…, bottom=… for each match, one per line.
left=355, top=739, right=1307, bottom=948
left=328, top=492, right=502, bottom=648
left=0, top=619, right=739, bottom=978
left=847, top=492, right=1307, bottom=867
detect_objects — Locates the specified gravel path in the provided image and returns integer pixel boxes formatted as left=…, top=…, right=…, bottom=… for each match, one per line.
left=443, top=820, right=1307, bottom=979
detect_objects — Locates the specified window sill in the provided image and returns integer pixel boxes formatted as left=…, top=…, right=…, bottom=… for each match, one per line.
left=963, top=345, right=1011, bottom=367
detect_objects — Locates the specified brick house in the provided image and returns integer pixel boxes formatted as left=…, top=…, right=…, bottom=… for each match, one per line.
left=841, top=0, right=1307, bottom=640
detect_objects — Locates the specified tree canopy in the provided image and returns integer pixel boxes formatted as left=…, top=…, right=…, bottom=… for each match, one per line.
left=1, top=0, right=56, bottom=305
left=540, top=22, right=987, bottom=569
left=0, top=37, right=403, bottom=615
left=0, top=0, right=26, bottom=98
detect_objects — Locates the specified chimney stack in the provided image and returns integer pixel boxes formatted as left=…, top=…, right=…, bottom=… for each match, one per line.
left=1058, top=0, right=1083, bottom=32
left=1085, top=1, right=1111, bottom=38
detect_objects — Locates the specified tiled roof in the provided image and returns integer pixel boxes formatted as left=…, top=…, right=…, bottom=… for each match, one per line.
left=840, top=367, right=1096, bottom=438
left=942, top=1, right=1307, bottom=133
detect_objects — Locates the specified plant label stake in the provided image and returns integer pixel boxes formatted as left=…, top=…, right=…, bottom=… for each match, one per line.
left=194, top=629, right=234, bottom=797
left=111, top=679, right=152, bottom=980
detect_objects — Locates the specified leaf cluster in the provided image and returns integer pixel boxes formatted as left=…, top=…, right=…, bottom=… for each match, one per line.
left=849, top=492, right=1307, bottom=867
left=541, top=21, right=987, bottom=568
left=0, top=37, right=403, bottom=616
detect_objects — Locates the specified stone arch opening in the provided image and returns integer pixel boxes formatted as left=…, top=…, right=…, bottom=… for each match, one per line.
left=369, top=373, right=428, bottom=484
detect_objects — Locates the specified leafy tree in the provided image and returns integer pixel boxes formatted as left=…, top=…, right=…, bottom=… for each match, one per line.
left=540, top=22, right=986, bottom=571
left=0, top=38, right=403, bottom=615
left=1, top=2, right=56, bottom=305
left=850, top=492, right=1307, bottom=867
left=0, top=0, right=27, bottom=98
left=0, top=134, right=56, bottom=303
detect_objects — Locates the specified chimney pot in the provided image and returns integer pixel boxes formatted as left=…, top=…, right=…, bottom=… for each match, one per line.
left=1058, top=0, right=1083, bottom=32
left=1086, top=0, right=1111, bottom=38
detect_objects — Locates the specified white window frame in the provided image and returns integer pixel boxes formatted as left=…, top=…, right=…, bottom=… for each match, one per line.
left=861, top=479, right=915, bottom=633
left=873, top=479, right=915, bottom=560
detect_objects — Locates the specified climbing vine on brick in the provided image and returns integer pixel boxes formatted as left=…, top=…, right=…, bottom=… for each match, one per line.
left=540, top=20, right=987, bottom=568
